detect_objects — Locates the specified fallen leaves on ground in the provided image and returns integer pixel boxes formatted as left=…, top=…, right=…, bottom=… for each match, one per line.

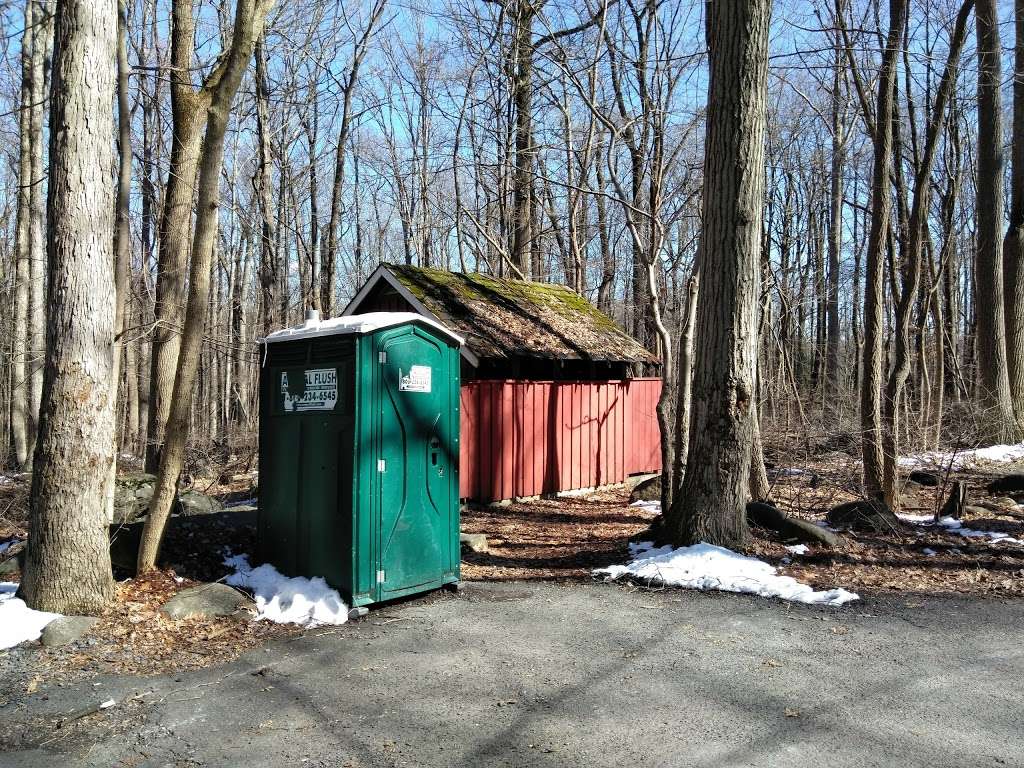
left=19, top=569, right=298, bottom=686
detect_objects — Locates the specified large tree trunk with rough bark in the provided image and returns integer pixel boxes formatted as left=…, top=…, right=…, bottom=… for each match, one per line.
left=669, top=0, right=770, bottom=549
left=975, top=0, right=1022, bottom=443
left=1005, top=0, right=1024, bottom=420
left=20, top=0, right=117, bottom=614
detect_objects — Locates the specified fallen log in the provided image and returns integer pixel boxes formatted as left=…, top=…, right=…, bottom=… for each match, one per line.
left=746, top=502, right=844, bottom=549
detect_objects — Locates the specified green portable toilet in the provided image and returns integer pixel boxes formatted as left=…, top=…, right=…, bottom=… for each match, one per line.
left=257, top=310, right=462, bottom=617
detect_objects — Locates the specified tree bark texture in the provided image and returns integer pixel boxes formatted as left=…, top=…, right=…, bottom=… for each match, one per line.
left=975, top=0, right=1022, bottom=442
left=1004, top=0, right=1024, bottom=420
left=21, top=0, right=117, bottom=613
left=882, top=0, right=972, bottom=508
left=138, top=0, right=275, bottom=571
left=672, top=0, right=770, bottom=549
left=27, top=1, right=53, bottom=465
left=10, top=1, right=35, bottom=469
left=860, top=0, right=906, bottom=501
left=145, top=0, right=211, bottom=472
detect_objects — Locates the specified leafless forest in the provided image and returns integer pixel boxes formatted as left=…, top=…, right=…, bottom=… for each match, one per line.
left=2, top=0, right=1024, bottom=601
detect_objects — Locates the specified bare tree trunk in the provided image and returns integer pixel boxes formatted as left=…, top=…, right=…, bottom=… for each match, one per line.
left=749, top=403, right=771, bottom=502
left=10, top=0, right=35, bottom=469
left=320, top=0, right=386, bottom=316
left=860, top=0, right=907, bottom=502
left=671, top=0, right=770, bottom=549
left=105, top=0, right=132, bottom=518
left=882, top=0, right=972, bottom=509
left=146, top=0, right=211, bottom=472
left=1004, top=0, right=1024, bottom=419
left=825, top=13, right=845, bottom=400
left=138, top=0, right=275, bottom=572
left=254, top=36, right=277, bottom=337
left=976, top=0, right=1022, bottom=442
left=510, top=1, right=535, bottom=278
left=27, top=0, right=54, bottom=465
left=671, top=275, right=698, bottom=499
left=21, top=0, right=117, bottom=613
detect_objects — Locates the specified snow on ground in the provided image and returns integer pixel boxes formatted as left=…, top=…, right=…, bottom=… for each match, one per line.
left=772, top=468, right=813, bottom=477
left=0, top=583, right=60, bottom=649
left=898, top=442, right=1024, bottom=470
left=897, top=513, right=1023, bottom=546
left=629, top=500, right=661, bottom=514
left=784, top=544, right=809, bottom=555
left=224, top=554, right=348, bottom=627
left=595, top=541, right=859, bottom=606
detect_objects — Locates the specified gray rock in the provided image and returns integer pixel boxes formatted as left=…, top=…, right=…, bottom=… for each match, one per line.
left=987, top=473, right=1024, bottom=494
left=908, top=470, right=941, bottom=487
left=161, top=583, right=253, bottom=620
left=177, top=489, right=222, bottom=516
left=963, top=505, right=991, bottom=517
left=629, top=475, right=661, bottom=504
left=826, top=500, right=901, bottom=533
left=40, top=616, right=98, bottom=647
left=113, top=471, right=157, bottom=524
left=460, top=532, right=490, bottom=554
left=112, top=472, right=222, bottom=524
left=989, top=496, right=1018, bottom=509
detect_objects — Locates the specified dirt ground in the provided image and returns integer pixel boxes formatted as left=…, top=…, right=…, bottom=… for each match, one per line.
left=460, top=463, right=1024, bottom=598
left=2, top=457, right=1024, bottom=689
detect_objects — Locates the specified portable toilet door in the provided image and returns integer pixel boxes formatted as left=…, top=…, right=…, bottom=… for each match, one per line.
left=365, top=322, right=461, bottom=602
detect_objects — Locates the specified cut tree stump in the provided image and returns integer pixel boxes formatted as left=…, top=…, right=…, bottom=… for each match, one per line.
left=939, top=481, right=968, bottom=521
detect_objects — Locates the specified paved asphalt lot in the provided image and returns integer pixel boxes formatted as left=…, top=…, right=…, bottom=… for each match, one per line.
left=2, top=581, right=1022, bottom=767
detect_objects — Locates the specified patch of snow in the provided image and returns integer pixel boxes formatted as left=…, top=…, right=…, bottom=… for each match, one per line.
left=629, top=500, right=661, bottom=514
left=922, top=548, right=937, bottom=556
left=897, top=513, right=934, bottom=524
left=784, top=544, right=809, bottom=555
left=595, top=541, right=859, bottom=606
left=773, top=468, right=812, bottom=477
left=263, top=311, right=463, bottom=346
left=0, top=583, right=61, bottom=649
left=897, top=513, right=1023, bottom=546
left=898, top=442, right=1024, bottom=470
left=223, top=497, right=257, bottom=509
left=224, top=554, right=348, bottom=627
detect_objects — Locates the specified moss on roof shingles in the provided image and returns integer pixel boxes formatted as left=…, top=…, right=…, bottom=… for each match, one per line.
left=386, top=264, right=659, bottom=365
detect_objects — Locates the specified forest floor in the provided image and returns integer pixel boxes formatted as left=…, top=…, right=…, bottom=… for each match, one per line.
left=1, top=452, right=1023, bottom=699
left=459, top=461, right=1024, bottom=598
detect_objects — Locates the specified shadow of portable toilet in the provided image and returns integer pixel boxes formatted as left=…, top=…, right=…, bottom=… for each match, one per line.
left=258, top=310, right=462, bottom=619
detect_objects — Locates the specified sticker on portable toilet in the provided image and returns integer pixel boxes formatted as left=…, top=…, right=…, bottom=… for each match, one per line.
left=281, top=368, right=338, bottom=412
left=399, top=365, right=431, bottom=393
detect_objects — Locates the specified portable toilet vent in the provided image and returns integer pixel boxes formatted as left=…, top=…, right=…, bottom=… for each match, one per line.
left=258, top=311, right=462, bottom=615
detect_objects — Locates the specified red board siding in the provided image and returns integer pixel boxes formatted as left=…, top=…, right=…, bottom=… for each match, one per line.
left=459, top=378, right=662, bottom=502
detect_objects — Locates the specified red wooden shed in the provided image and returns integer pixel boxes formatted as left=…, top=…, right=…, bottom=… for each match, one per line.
left=344, top=264, right=663, bottom=503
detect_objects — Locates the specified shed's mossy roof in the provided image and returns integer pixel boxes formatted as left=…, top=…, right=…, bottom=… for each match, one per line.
left=385, top=264, right=659, bottom=364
